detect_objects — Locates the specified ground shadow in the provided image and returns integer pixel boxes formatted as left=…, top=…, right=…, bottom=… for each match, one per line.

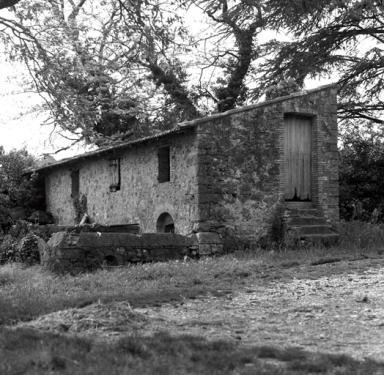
left=1, top=327, right=383, bottom=374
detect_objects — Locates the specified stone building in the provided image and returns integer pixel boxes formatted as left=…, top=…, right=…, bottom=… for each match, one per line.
left=34, top=84, right=339, bottom=252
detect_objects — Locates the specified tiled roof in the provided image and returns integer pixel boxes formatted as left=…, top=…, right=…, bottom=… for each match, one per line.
left=31, top=83, right=336, bottom=173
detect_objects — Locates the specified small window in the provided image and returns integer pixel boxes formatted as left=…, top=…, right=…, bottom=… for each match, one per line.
left=71, top=169, right=79, bottom=198
left=110, top=158, right=121, bottom=192
left=158, top=146, right=170, bottom=183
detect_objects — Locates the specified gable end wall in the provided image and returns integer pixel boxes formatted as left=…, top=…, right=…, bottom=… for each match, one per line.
left=196, top=87, right=338, bottom=249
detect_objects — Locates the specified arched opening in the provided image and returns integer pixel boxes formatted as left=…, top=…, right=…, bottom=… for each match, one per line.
left=104, top=255, right=118, bottom=266
left=156, top=212, right=175, bottom=233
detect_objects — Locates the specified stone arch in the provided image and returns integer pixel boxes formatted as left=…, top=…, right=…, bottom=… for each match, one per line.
left=156, top=212, right=175, bottom=233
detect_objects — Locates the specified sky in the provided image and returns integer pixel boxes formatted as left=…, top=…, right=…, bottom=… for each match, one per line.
left=0, top=60, right=92, bottom=159
left=0, top=9, right=333, bottom=161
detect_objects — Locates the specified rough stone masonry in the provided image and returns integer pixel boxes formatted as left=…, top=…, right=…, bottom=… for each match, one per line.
left=33, top=84, right=338, bottom=255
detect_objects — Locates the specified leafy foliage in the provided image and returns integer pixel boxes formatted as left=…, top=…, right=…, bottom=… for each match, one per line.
left=0, top=221, right=43, bottom=264
left=265, top=79, right=301, bottom=100
left=339, top=127, right=384, bottom=221
left=0, top=147, right=43, bottom=229
left=15, top=232, right=40, bottom=265
left=0, top=0, right=268, bottom=146
left=0, top=0, right=20, bottom=9
left=261, top=0, right=384, bottom=125
left=0, top=235, right=18, bottom=263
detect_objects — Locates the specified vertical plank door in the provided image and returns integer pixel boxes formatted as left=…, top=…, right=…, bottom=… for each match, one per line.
left=284, top=115, right=312, bottom=201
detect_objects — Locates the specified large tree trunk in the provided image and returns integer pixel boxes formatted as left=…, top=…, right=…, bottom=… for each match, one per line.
left=216, top=27, right=256, bottom=112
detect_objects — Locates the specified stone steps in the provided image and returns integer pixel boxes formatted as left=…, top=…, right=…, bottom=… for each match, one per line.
left=290, top=224, right=335, bottom=235
left=299, top=233, right=340, bottom=247
left=284, top=205, right=339, bottom=247
left=286, top=216, right=328, bottom=226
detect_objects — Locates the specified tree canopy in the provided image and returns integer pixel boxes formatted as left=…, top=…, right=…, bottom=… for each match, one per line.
left=0, top=0, right=20, bottom=9
left=0, top=0, right=268, bottom=146
left=1, top=0, right=384, bottom=148
left=262, top=0, right=384, bottom=125
left=0, top=147, right=43, bottom=226
left=339, top=126, right=384, bottom=221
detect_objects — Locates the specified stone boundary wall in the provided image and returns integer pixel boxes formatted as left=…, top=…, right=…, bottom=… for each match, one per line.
left=42, top=231, right=201, bottom=274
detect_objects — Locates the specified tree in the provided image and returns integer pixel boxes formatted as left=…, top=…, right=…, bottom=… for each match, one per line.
left=1, top=0, right=145, bottom=146
left=339, top=127, right=384, bottom=222
left=0, top=0, right=20, bottom=9
left=261, top=0, right=384, bottom=125
left=0, top=0, right=267, bottom=146
left=0, top=147, right=44, bottom=227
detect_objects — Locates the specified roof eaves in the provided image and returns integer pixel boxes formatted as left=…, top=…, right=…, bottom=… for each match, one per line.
left=29, top=122, right=196, bottom=173
left=30, top=83, right=336, bottom=173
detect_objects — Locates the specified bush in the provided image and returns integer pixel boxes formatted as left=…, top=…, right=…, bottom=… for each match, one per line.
left=9, top=220, right=30, bottom=240
left=16, top=233, right=41, bottom=265
left=0, top=229, right=42, bottom=265
left=338, top=221, right=384, bottom=250
left=0, top=147, right=46, bottom=229
left=0, top=235, right=18, bottom=264
left=339, top=128, right=384, bottom=222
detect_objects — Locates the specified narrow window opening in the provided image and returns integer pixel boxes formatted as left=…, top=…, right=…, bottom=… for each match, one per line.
left=71, top=169, right=79, bottom=198
left=110, top=158, right=121, bottom=192
left=158, top=146, right=170, bottom=183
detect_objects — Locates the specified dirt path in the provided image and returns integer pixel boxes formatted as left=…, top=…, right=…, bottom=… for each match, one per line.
left=19, top=257, right=384, bottom=361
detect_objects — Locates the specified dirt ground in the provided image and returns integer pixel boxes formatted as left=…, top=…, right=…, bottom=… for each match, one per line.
left=18, top=256, right=384, bottom=362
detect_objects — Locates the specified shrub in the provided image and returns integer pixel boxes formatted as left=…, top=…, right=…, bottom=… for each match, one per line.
left=0, top=229, right=42, bottom=265
left=16, top=233, right=40, bottom=265
left=338, top=221, right=384, bottom=250
left=0, top=235, right=18, bottom=264
left=339, top=128, right=384, bottom=222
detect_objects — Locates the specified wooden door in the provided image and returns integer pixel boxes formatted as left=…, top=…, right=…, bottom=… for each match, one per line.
left=284, top=115, right=312, bottom=201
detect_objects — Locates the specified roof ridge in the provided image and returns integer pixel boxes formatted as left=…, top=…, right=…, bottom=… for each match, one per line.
left=29, top=83, right=336, bottom=173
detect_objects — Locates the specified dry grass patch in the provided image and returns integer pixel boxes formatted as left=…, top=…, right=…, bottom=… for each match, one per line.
left=1, top=223, right=384, bottom=326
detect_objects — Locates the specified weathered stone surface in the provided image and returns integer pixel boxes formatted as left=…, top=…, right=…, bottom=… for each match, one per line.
left=47, top=231, right=68, bottom=249
left=45, top=132, right=199, bottom=235
left=41, top=85, right=338, bottom=253
left=141, top=233, right=194, bottom=248
left=196, top=86, right=338, bottom=248
left=42, top=231, right=197, bottom=274
left=78, top=232, right=143, bottom=248
left=195, top=232, right=221, bottom=244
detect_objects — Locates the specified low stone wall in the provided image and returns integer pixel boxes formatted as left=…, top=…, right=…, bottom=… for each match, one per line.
left=42, top=231, right=199, bottom=274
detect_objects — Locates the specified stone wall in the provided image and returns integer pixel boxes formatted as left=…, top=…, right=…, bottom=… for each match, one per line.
left=43, top=85, right=338, bottom=252
left=194, top=86, right=338, bottom=249
left=42, top=231, right=197, bottom=274
left=195, top=106, right=282, bottom=250
left=45, top=130, right=199, bottom=235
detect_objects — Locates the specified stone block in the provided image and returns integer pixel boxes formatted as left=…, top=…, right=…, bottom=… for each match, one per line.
left=78, top=232, right=142, bottom=248
left=196, top=232, right=221, bottom=244
left=210, top=243, right=224, bottom=254
left=198, top=244, right=212, bottom=255
left=141, top=233, right=194, bottom=248
left=47, top=232, right=69, bottom=249
left=192, top=221, right=211, bottom=232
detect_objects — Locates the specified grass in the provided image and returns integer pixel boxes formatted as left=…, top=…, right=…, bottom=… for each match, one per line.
left=1, top=222, right=384, bottom=373
left=338, top=220, right=384, bottom=250
left=1, top=327, right=383, bottom=375
left=1, top=237, right=383, bottom=326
